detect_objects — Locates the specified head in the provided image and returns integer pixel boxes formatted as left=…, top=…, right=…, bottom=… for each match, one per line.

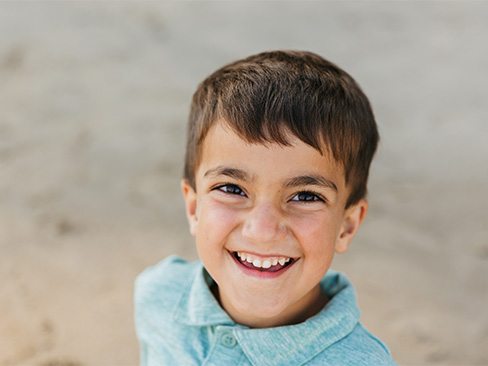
left=184, top=50, right=378, bottom=208
left=181, top=50, right=379, bottom=327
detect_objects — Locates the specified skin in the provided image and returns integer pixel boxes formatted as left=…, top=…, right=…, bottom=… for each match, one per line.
left=182, top=121, right=367, bottom=328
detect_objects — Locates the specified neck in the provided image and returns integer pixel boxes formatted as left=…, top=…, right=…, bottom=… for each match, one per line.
left=212, top=282, right=329, bottom=328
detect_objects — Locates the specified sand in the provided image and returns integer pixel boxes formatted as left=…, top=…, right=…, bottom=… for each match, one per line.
left=1, top=2, right=487, bottom=365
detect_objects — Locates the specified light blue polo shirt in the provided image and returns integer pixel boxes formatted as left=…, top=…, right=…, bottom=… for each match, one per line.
left=134, top=256, right=396, bottom=365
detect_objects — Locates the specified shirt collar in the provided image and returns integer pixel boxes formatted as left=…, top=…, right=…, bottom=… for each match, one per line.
left=174, top=263, right=360, bottom=366
left=173, top=263, right=235, bottom=326
left=235, top=273, right=360, bottom=366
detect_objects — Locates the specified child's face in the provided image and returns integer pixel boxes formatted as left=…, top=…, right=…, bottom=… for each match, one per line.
left=182, top=122, right=367, bottom=328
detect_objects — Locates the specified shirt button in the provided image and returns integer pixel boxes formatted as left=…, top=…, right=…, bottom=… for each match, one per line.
left=221, top=332, right=237, bottom=348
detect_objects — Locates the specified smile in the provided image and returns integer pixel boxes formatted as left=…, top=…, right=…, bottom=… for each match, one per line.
left=229, top=250, right=297, bottom=277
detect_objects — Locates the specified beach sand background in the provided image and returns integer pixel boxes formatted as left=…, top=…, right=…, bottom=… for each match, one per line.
left=1, top=2, right=487, bottom=365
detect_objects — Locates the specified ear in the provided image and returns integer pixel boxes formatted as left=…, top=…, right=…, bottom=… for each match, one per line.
left=181, top=179, right=198, bottom=236
left=335, top=199, right=368, bottom=253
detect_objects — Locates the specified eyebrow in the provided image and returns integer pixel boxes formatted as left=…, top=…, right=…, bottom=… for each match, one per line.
left=204, top=166, right=338, bottom=192
left=285, top=175, right=338, bottom=192
left=204, top=166, right=251, bottom=181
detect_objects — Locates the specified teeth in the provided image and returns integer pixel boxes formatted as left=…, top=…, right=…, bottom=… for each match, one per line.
left=235, top=252, right=292, bottom=268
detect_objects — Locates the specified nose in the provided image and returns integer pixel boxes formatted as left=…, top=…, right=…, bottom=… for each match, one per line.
left=241, top=202, right=286, bottom=243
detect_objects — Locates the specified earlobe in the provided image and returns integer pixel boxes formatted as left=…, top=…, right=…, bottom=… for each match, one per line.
left=181, top=179, right=198, bottom=236
left=335, top=199, right=368, bottom=253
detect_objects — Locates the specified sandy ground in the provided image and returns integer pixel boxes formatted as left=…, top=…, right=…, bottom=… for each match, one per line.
left=1, top=2, right=487, bottom=365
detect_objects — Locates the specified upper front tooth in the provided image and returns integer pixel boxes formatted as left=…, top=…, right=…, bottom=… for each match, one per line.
left=237, top=252, right=292, bottom=267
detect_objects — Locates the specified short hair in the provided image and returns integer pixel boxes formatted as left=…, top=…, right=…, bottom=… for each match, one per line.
left=184, top=50, right=379, bottom=208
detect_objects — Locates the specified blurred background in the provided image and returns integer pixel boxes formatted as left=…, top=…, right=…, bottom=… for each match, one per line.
left=1, top=2, right=487, bottom=365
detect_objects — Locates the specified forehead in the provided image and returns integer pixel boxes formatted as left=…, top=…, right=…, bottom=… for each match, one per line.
left=197, top=122, right=346, bottom=189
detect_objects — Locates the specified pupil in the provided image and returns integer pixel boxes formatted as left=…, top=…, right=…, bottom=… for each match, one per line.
left=301, top=193, right=313, bottom=201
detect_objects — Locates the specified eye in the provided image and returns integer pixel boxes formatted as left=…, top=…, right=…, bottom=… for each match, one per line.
left=215, top=184, right=246, bottom=197
left=290, top=191, right=325, bottom=203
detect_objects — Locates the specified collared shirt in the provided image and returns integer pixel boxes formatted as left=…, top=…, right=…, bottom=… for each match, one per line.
left=134, top=256, right=396, bottom=366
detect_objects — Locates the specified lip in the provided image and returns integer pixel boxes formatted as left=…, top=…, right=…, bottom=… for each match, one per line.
left=228, top=250, right=297, bottom=279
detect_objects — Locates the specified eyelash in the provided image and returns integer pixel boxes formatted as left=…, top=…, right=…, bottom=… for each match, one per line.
left=214, top=183, right=246, bottom=197
left=290, top=191, right=325, bottom=203
left=213, top=184, right=325, bottom=203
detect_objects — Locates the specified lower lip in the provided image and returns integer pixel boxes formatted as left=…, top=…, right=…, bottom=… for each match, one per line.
left=228, top=251, right=296, bottom=279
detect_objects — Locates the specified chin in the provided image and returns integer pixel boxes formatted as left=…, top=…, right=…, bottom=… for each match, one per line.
left=230, top=293, right=289, bottom=324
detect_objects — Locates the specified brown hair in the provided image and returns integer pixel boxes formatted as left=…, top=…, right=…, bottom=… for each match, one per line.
left=184, top=50, right=379, bottom=208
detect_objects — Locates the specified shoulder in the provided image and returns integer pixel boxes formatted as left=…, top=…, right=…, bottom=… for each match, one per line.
left=345, top=324, right=395, bottom=365
left=134, top=256, right=200, bottom=332
left=308, top=323, right=396, bottom=366
left=136, top=255, right=194, bottom=289
left=135, top=255, right=199, bottom=307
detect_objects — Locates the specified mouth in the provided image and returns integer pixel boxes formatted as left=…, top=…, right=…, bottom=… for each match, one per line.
left=229, top=250, right=297, bottom=277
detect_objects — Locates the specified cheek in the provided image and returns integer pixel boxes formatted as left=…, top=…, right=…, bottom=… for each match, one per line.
left=292, top=212, right=340, bottom=253
left=197, top=199, right=240, bottom=244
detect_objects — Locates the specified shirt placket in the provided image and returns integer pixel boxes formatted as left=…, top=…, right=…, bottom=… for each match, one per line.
left=203, top=326, right=246, bottom=365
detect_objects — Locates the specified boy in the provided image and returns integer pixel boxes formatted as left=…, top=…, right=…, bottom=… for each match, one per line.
left=135, top=50, right=396, bottom=365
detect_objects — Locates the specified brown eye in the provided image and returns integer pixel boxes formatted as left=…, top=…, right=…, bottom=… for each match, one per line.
left=291, top=191, right=324, bottom=202
left=216, top=184, right=246, bottom=197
